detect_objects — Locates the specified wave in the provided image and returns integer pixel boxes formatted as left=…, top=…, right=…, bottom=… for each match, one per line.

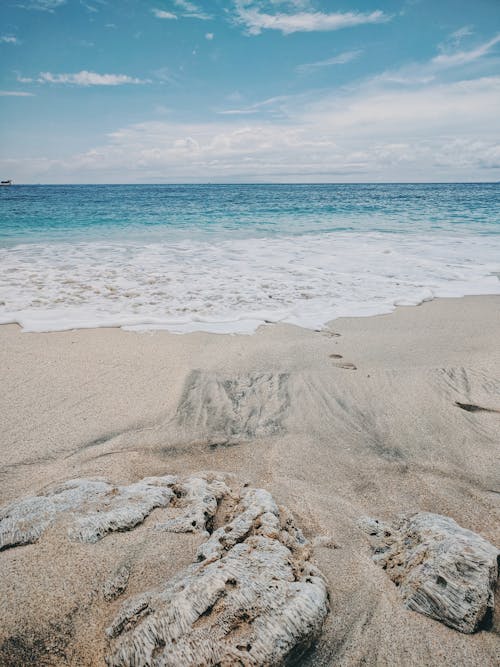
left=1, top=231, right=499, bottom=333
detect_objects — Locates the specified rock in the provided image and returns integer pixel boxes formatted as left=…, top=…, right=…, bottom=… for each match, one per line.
left=1, top=472, right=329, bottom=665
left=361, top=512, right=499, bottom=633
left=0, top=476, right=176, bottom=549
left=103, top=567, right=130, bottom=602
left=155, top=474, right=230, bottom=535
left=106, top=485, right=329, bottom=666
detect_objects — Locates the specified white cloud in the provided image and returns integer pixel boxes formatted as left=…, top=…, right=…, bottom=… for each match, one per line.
left=447, top=25, right=474, bottom=47
left=152, top=9, right=177, bottom=19
left=184, top=12, right=211, bottom=20
left=297, top=50, right=362, bottom=74
left=0, top=90, right=35, bottom=96
left=173, top=0, right=198, bottom=10
left=217, top=94, right=290, bottom=115
left=432, top=33, right=500, bottom=68
left=233, top=4, right=390, bottom=35
left=36, top=71, right=148, bottom=86
left=9, top=73, right=499, bottom=183
left=19, top=0, right=66, bottom=10
left=172, top=0, right=212, bottom=20
left=205, top=32, right=214, bottom=40
left=0, top=36, right=19, bottom=44
left=370, top=32, right=500, bottom=87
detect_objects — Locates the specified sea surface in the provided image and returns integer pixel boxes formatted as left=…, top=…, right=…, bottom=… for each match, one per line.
left=1, top=183, right=499, bottom=333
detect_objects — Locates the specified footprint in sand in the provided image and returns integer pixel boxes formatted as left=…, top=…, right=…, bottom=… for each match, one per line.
left=331, top=359, right=357, bottom=370
left=328, top=353, right=357, bottom=369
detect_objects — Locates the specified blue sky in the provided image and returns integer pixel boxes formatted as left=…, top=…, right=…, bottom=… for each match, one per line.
left=1, top=0, right=499, bottom=182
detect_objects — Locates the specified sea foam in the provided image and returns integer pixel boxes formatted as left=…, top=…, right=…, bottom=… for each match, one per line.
left=0, top=231, right=499, bottom=334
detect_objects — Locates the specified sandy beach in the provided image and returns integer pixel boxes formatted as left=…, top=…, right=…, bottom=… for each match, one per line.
left=1, top=295, right=499, bottom=665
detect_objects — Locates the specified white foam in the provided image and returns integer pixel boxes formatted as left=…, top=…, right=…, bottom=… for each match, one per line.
left=0, top=232, right=499, bottom=334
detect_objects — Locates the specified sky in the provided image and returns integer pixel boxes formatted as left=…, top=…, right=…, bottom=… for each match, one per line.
left=0, top=0, right=499, bottom=183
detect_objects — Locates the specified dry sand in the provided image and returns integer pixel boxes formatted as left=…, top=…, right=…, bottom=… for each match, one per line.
left=0, top=295, right=499, bottom=665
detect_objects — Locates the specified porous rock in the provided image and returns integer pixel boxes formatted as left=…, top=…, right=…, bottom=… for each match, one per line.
left=1, top=473, right=329, bottom=665
left=103, top=566, right=131, bottom=602
left=361, top=512, right=499, bottom=633
left=106, top=486, right=329, bottom=666
left=0, top=476, right=176, bottom=549
left=155, top=474, right=230, bottom=535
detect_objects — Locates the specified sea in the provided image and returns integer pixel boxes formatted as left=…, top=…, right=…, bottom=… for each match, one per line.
left=1, top=183, right=499, bottom=334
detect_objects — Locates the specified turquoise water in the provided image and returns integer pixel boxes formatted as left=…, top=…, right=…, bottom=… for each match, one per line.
left=1, top=184, right=499, bottom=332
left=1, top=183, right=499, bottom=244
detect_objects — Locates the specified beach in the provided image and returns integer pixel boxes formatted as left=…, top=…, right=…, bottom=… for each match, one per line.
left=3, top=0, right=500, bottom=661
left=1, top=295, right=499, bottom=665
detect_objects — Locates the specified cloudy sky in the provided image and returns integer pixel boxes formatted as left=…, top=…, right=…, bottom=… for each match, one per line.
left=1, top=0, right=499, bottom=183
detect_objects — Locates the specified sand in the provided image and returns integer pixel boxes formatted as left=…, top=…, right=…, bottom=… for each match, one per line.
left=0, top=295, right=499, bottom=665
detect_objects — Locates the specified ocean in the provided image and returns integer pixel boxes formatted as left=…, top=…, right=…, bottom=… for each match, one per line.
left=1, top=183, right=499, bottom=333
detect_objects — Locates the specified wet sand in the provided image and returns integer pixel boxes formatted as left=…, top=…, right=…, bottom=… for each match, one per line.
left=0, top=295, right=499, bottom=665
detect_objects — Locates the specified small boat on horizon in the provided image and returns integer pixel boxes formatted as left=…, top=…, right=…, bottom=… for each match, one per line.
left=1, top=179, right=13, bottom=186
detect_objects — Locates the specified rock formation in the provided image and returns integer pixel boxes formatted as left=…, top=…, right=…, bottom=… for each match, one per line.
left=0, top=473, right=328, bottom=666
left=361, top=512, right=499, bottom=633
left=106, top=485, right=329, bottom=666
left=0, top=476, right=176, bottom=549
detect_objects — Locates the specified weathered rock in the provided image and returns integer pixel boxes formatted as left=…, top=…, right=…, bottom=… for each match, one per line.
left=155, top=474, right=230, bottom=535
left=361, top=512, right=499, bottom=633
left=1, top=473, right=329, bottom=664
left=0, top=476, right=176, bottom=549
left=106, top=485, right=329, bottom=666
left=103, top=566, right=130, bottom=602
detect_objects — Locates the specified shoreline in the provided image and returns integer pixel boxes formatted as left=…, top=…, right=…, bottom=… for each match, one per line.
left=1, top=294, right=499, bottom=665
left=2, top=288, right=500, bottom=336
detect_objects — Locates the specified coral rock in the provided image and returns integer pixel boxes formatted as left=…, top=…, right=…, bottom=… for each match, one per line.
left=155, top=474, right=230, bottom=535
left=0, top=476, right=175, bottom=549
left=362, top=512, right=499, bottom=633
left=103, top=567, right=130, bottom=602
left=106, top=485, right=328, bottom=666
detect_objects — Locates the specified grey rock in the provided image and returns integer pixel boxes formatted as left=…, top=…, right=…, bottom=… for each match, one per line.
left=106, top=484, right=328, bottom=666
left=0, top=476, right=175, bottom=549
left=103, top=566, right=130, bottom=602
left=155, top=474, right=230, bottom=535
left=1, top=472, right=329, bottom=665
left=361, top=512, right=499, bottom=633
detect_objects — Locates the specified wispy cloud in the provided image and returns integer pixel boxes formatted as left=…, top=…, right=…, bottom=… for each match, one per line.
left=430, top=24, right=474, bottom=61
left=297, top=50, right=362, bottom=74
left=0, top=90, right=35, bottom=96
left=0, top=35, right=19, bottom=44
left=372, top=32, right=500, bottom=87
left=173, top=0, right=198, bottom=10
left=233, top=3, right=390, bottom=35
left=172, top=0, right=211, bottom=19
left=152, top=9, right=177, bottom=19
left=217, top=94, right=290, bottom=115
left=80, top=1, right=99, bottom=13
left=18, top=0, right=66, bottom=11
left=432, top=33, right=500, bottom=68
left=34, top=71, right=148, bottom=86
